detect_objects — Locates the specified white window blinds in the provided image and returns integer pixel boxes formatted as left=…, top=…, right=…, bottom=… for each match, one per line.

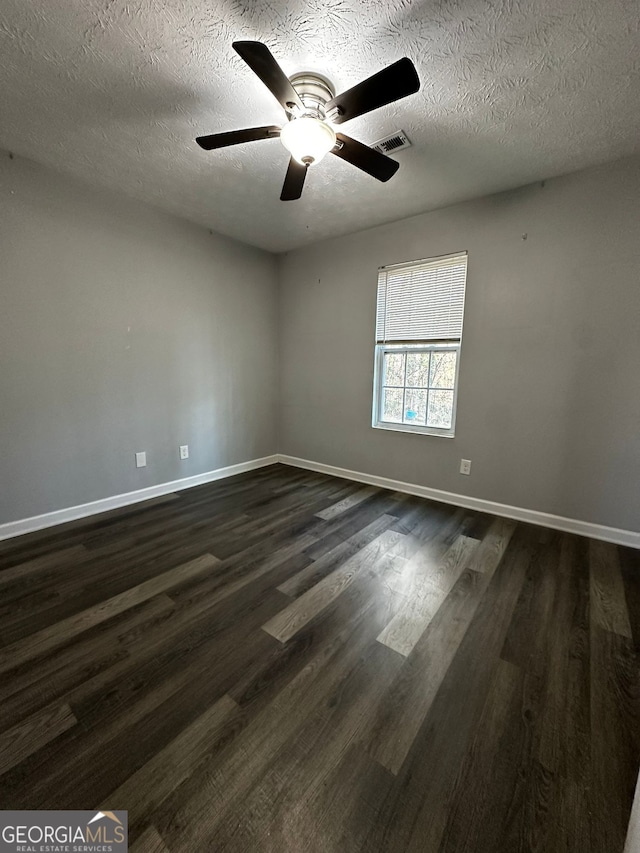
left=376, top=251, right=468, bottom=343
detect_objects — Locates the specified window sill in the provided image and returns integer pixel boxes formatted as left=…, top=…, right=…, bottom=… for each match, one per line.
left=372, top=421, right=455, bottom=439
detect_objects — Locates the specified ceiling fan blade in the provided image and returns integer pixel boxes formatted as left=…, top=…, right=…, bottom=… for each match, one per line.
left=331, top=133, right=399, bottom=182
left=326, top=58, right=419, bottom=125
left=280, top=158, right=308, bottom=201
left=196, top=125, right=280, bottom=150
left=233, top=41, right=304, bottom=113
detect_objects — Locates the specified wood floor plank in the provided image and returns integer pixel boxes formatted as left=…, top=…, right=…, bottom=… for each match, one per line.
left=165, top=533, right=319, bottom=618
left=437, top=658, right=524, bottom=853
left=366, top=529, right=532, bottom=852
left=377, top=534, right=480, bottom=657
left=3, top=600, right=283, bottom=811
left=0, top=532, right=210, bottom=633
left=298, top=743, right=395, bottom=853
left=262, top=530, right=404, bottom=643
left=1, top=465, right=639, bottom=853
left=379, top=506, right=477, bottom=599
left=0, top=595, right=176, bottom=731
left=304, top=492, right=407, bottom=561
left=0, top=702, right=77, bottom=775
left=368, top=527, right=530, bottom=778
left=228, top=561, right=405, bottom=717
left=69, top=590, right=286, bottom=727
left=590, top=624, right=640, bottom=852
left=314, top=485, right=376, bottom=520
left=35, top=583, right=288, bottom=750
left=389, top=499, right=454, bottom=537
left=544, top=775, right=589, bottom=853
left=537, top=535, right=586, bottom=775
left=423, top=533, right=481, bottom=592
left=590, top=538, right=633, bottom=638
left=500, top=530, right=560, bottom=674
left=0, top=545, right=88, bottom=587
left=620, top=545, right=640, bottom=653
left=103, top=694, right=239, bottom=822
left=369, top=570, right=483, bottom=775
left=0, top=554, right=220, bottom=675
left=0, top=494, right=181, bottom=564
left=154, top=570, right=404, bottom=851
left=466, top=516, right=517, bottom=574
left=277, top=513, right=396, bottom=597
left=129, top=825, right=171, bottom=853
left=208, top=641, right=402, bottom=852
left=625, top=770, right=640, bottom=853
left=491, top=533, right=573, bottom=851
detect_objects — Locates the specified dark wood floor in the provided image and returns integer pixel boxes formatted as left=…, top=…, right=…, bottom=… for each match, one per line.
left=1, top=464, right=639, bottom=852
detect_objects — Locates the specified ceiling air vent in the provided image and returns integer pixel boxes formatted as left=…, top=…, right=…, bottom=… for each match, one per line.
left=371, top=130, right=411, bottom=156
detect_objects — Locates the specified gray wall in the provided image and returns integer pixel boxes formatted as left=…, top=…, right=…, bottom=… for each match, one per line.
left=3, top=151, right=638, bottom=534
left=0, top=152, right=278, bottom=524
left=278, top=156, right=640, bottom=533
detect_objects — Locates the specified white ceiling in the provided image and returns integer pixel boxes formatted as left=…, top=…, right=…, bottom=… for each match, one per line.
left=1, top=0, right=639, bottom=253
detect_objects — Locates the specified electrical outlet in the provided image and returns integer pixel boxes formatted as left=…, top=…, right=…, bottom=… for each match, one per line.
left=460, top=458, right=471, bottom=475
left=179, top=445, right=189, bottom=460
left=135, top=451, right=147, bottom=468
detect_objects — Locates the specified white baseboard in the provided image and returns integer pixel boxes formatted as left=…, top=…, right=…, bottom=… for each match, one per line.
left=0, top=455, right=279, bottom=542
left=3, top=452, right=638, bottom=549
left=277, top=454, right=640, bottom=549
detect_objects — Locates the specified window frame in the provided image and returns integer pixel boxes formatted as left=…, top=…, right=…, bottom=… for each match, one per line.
left=372, top=249, right=468, bottom=439
left=372, top=341, right=462, bottom=438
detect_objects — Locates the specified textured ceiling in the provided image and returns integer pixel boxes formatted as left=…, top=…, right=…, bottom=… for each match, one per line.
left=1, top=0, right=639, bottom=252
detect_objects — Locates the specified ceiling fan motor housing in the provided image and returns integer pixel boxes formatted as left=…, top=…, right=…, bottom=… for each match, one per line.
left=288, top=72, right=336, bottom=120
left=280, top=72, right=339, bottom=166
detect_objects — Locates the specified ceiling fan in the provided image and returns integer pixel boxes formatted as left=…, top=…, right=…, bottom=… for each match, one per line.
left=196, top=41, right=420, bottom=201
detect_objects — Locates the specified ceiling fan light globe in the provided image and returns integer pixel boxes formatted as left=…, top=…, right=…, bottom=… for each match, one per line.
left=280, top=116, right=336, bottom=167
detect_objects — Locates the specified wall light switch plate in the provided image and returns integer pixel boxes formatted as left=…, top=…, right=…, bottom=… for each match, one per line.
left=135, top=451, right=147, bottom=468
left=460, top=459, right=471, bottom=475
left=179, top=445, right=189, bottom=460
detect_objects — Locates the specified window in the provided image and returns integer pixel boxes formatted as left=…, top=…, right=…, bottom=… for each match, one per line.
left=372, top=251, right=468, bottom=437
